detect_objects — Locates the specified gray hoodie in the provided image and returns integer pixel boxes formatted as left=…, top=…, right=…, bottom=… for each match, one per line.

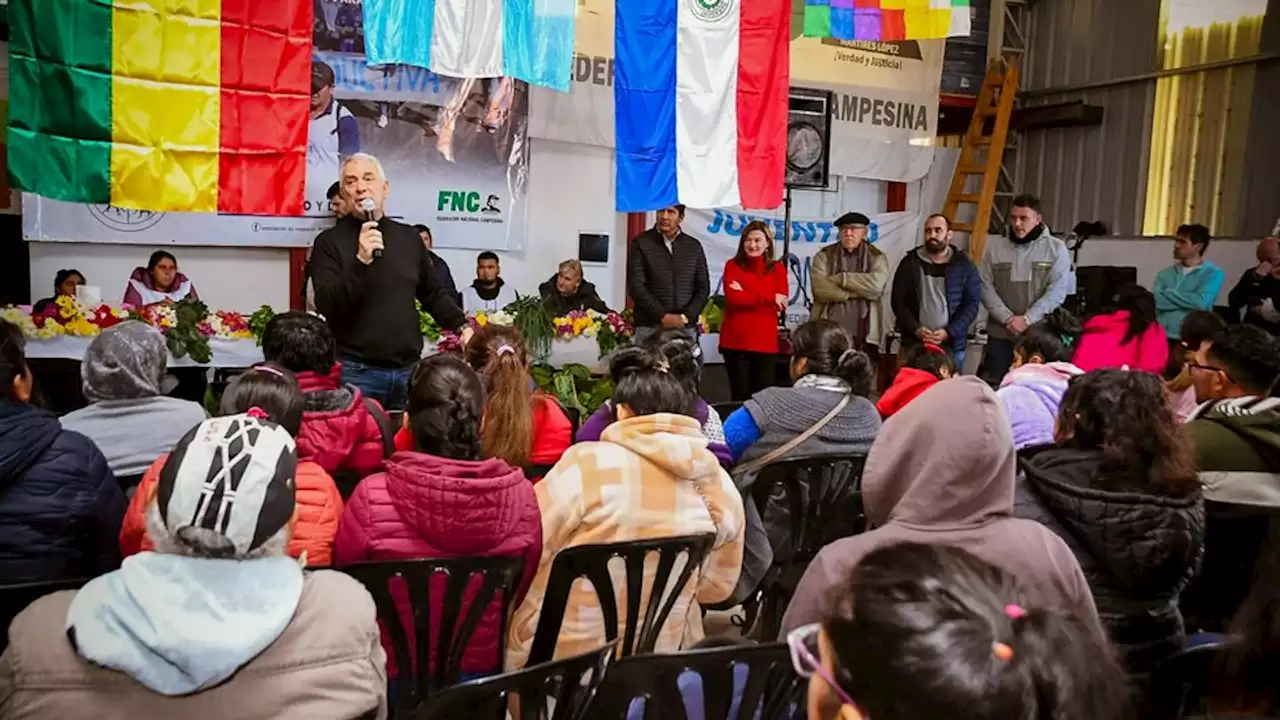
left=779, top=375, right=1098, bottom=636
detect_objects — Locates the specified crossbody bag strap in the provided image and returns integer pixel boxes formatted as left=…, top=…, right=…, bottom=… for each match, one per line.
left=735, top=393, right=851, bottom=476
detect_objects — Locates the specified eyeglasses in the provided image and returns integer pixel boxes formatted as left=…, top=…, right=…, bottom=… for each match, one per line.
left=1187, top=362, right=1231, bottom=380
left=786, top=623, right=856, bottom=708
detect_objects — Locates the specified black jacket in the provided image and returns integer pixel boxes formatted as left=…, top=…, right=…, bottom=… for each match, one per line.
left=1227, top=268, right=1280, bottom=334
left=890, top=245, right=982, bottom=354
left=427, top=249, right=460, bottom=306
left=627, top=228, right=710, bottom=328
left=1015, top=447, right=1205, bottom=676
left=538, top=275, right=609, bottom=316
left=310, top=216, right=466, bottom=367
left=0, top=402, right=126, bottom=584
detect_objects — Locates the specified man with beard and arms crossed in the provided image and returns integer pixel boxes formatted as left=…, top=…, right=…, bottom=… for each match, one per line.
left=310, top=153, right=470, bottom=411
left=891, top=213, right=982, bottom=367
left=979, top=194, right=1073, bottom=385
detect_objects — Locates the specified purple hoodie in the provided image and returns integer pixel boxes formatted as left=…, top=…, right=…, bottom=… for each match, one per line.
left=578, top=399, right=734, bottom=467
left=996, top=361, right=1084, bottom=450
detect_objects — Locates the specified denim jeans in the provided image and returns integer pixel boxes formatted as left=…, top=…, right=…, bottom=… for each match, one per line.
left=981, top=337, right=1016, bottom=387
left=340, top=358, right=413, bottom=411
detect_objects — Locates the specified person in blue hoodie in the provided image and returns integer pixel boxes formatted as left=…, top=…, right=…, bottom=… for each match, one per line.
left=1152, top=223, right=1226, bottom=344
left=0, top=318, right=125, bottom=585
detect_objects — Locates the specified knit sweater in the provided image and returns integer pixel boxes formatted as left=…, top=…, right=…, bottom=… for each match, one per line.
left=727, top=383, right=882, bottom=463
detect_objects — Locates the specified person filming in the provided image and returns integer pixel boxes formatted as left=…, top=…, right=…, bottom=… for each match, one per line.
left=310, top=153, right=470, bottom=411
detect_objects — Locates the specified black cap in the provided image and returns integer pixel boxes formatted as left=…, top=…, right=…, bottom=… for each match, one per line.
left=834, top=212, right=871, bottom=227
left=311, top=61, right=335, bottom=94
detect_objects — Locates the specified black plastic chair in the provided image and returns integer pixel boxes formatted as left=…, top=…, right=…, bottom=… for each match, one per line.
left=748, top=455, right=867, bottom=639
left=1144, top=642, right=1228, bottom=719
left=588, top=642, right=804, bottom=720
left=339, top=556, right=525, bottom=715
left=711, top=402, right=744, bottom=421
left=1181, top=500, right=1280, bottom=633
left=527, top=535, right=716, bottom=666
left=1, top=578, right=88, bottom=653
left=416, top=643, right=616, bottom=720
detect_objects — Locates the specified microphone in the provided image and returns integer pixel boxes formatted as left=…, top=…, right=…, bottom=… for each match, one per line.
left=360, top=198, right=381, bottom=259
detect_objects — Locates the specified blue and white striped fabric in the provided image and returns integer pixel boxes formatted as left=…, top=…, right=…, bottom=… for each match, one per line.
left=362, top=0, right=576, bottom=92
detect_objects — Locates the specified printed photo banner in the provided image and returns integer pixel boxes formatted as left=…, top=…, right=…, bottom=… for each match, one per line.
left=683, top=207, right=924, bottom=336
left=530, top=0, right=943, bottom=186
left=24, top=0, right=531, bottom=251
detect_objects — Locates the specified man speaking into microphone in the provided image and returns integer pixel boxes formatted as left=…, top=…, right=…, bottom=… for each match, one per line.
left=310, top=153, right=471, bottom=410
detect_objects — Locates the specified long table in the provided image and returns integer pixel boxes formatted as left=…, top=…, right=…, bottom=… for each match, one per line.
left=25, top=333, right=727, bottom=369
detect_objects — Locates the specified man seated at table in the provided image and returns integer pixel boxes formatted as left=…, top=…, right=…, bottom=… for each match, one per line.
left=461, top=251, right=519, bottom=314
left=539, top=259, right=609, bottom=316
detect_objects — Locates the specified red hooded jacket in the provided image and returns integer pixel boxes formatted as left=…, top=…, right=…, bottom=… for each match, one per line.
left=876, top=367, right=942, bottom=419
left=295, top=366, right=393, bottom=490
left=333, top=452, right=541, bottom=677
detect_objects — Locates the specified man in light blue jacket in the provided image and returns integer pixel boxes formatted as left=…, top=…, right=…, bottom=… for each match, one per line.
left=1153, top=223, right=1225, bottom=342
left=979, top=194, right=1074, bottom=385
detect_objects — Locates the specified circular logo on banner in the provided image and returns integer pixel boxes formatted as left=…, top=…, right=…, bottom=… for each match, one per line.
left=689, top=0, right=734, bottom=23
left=87, top=205, right=165, bottom=233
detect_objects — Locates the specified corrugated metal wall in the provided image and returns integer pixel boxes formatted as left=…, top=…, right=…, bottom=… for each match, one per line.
left=1017, top=0, right=1162, bottom=236
left=1241, top=2, right=1280, bottom=236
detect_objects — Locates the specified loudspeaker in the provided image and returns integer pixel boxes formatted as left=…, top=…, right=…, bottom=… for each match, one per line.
left=786, top=87, right=834, bottom=189
left=1070, top=265, right=1137, bottom=317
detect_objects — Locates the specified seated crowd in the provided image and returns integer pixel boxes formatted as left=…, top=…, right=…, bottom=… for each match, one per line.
left=3, top=284, right=1280, bottom=719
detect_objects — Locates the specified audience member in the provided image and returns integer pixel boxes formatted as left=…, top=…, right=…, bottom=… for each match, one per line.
left=780, top=375, right=1098, bottom=635
left=979, top=194, right=1073, bottom=385
left=720, top=320, right=881, bottom=605
left=1228, top=236, right=1280, bottom=335
left=461, top=251, right=518, bottom=313
left=996, top=309, right=1084, bottom=450
left=0, top=413, right=387, bottom=718
left=0, top=319, right=126, bottom=584
left=59, top=322, right=207, bottom=485
left=1186, top=325, right=1280, bottom=506
left=1153, top=223, right=1226, bottom=343
left=1164, top=310, right=1226, bottom=423
left=262, top=311, right=393, bottom=491
left=890, top=213, right=982, bottom=366
left=1210, top=523, right=1280, bottom=717
left=799, top=543, right=1130, bottom=720
left=876, top=342, right=955, bottom=419
left=506, top=346, right=745, bottom=668
left=719, top=220, right=789, bottom=401
left=1016, top=370, right=1204, bottom=675
left=627, top=204, right=710, bottom=345
left=1072, top=283, right=1169, bottom=374
left=32, top=269, right=86, bottom=315
left=413, top=224, right=460, bottom=305
left=334, top=354, right=540, bottom=681
left=539, top=259, right=610, bottom=316
left=123, top=250, right=198, bottom=307
left=811, top=212, right=890, bottom=360
left=578, top=328, right=731, bottom=465
left=120, top=364, right=344, bottom=566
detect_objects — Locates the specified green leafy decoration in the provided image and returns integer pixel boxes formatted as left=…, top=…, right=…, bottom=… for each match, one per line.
left=248, top=305, right=275, bottom=345
left=505, top=295, right=554, bottom=362
left=415, top=300, right=442, bottom=341
left=167, top=299, right=212, bottom=364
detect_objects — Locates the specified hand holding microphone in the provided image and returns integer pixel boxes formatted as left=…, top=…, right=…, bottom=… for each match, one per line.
left=356, top=198, right=384, bottom=264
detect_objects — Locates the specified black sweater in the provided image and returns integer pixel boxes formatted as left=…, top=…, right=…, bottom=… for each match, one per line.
left=311, top=216, right=466, bottom=367
left=627, top=228, right=710, bottom=328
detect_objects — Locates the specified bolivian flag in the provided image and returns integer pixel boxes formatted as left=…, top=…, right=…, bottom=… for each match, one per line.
left=8, top=0, right=313, bottom=216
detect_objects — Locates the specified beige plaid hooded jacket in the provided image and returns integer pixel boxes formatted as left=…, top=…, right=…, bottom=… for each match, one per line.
left=505, top=413, right=745, bottom=669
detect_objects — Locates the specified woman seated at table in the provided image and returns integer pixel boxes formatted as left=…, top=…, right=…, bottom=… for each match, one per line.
left=33, top=269, right=86, bottom=314
left=123, top=250, right=199, bottom=307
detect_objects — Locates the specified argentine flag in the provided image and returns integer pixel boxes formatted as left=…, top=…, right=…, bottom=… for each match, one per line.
left=362, top=0, right=577, bottom=92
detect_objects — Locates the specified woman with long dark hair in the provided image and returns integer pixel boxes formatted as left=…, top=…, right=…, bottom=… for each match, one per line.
left=719, top=220, right=788, bottom=401
left=1073, top=283, right=1169, bottom=374
left=1016, top=369, right=1203, bottom=676
left=123, top=250, right=199, bottom=307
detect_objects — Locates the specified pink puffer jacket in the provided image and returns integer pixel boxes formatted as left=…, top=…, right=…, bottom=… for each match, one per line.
left=333, top=451, right=540, bottom=678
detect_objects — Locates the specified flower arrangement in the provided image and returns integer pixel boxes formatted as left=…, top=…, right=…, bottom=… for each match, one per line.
left=31, top=295, right=128, bottom=337
left=206, top=310, right=253, bottom=340
left=553, top=309, right=600, bottom=339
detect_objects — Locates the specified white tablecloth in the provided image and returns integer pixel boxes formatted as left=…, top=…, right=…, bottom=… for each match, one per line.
left=25, top=333, right=727, bottom=370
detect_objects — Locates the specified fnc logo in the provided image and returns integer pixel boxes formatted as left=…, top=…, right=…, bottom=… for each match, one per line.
left=688, top=0, right=733, bottom=23
left=437, top=190, right=502, bottom=215
left=87, top=205, right=165, bottom=233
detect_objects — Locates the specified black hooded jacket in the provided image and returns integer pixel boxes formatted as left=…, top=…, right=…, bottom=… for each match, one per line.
left=538, top=275, right=610, bottom=316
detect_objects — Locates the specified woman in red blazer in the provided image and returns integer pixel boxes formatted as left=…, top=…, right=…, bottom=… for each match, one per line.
left=719, top=220, right=789, bottom=401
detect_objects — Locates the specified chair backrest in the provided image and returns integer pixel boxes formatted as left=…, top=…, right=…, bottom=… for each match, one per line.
left=1181, top=501, right=1280, bottom=633
left=588, top=643, right=804, bottom=720
left=339, top=556, right=524, bottom=713
left=0, top=578, right=88, bottom=654
left=752, top=454, right=867, bottom=565
left=527, top=535, right=716, bottom=666
left=1145, top=642, right=1228, bottom=719
left=710, top=402, right=744, bottom=421
left=415, top=643, right=616, bottom=720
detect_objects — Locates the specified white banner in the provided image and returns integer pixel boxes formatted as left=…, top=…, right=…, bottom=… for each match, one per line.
left=684, top=207, right=924, bottom=338
left=24, top=1, right=530, bottom=251
left=530, top=0, right=942, bottom=185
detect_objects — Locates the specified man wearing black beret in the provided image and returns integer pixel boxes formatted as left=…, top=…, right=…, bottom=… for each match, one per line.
left=811, top=212, right=890, bottom=360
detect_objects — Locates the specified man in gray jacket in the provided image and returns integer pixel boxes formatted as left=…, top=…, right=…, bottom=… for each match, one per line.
left=979, top=194, right=1074, bottom=384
